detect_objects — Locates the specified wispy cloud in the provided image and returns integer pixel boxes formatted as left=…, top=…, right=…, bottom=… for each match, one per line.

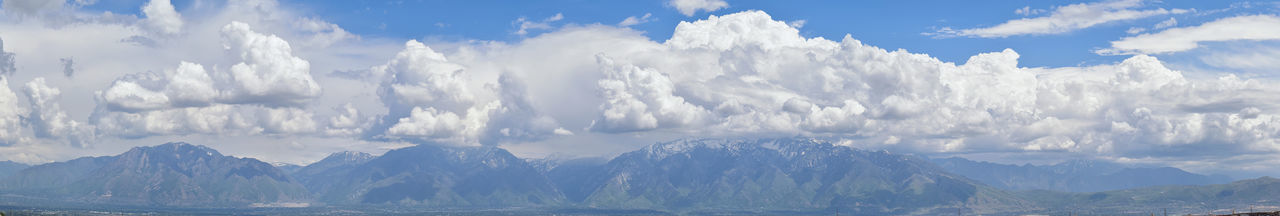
left=1098, top=15, right=1280, bottom=55
left=618, top=13, right=653, bottom=27
left=667, top=0, right=728, bottom=17
left=932, top=0, right=1185, bottom=38
left=514, top=13, right=564, bottom=36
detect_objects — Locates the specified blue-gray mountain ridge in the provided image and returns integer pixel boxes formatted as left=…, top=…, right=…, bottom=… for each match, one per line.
left=0, top=138, right=1272, bottom=215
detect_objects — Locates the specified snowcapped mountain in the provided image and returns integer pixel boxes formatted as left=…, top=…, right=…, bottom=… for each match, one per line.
left=547, top=138, right=1035, bottom=214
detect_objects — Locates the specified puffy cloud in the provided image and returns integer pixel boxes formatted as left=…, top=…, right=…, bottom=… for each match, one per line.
left=500, top=10, right=1280, bottom=161
left=590, top=55, right=711, bottom=132
left=0, top=37, right=14, bottom=76
left=0, top=77, right=24, bottom=144
left=92, top=21, right=323, bottom=138
left=164, top=61, right=218, bottom=106
left=220, top=21, right=322, bottom=106
left=23, top=78, right=73, bottom=138
left=22, top=78, right=94, bottom=147
left=365, top=40, right=478, bottom=142
left=933, top=0, right=1184, bottom=38
left=322, top=103, right=368, bottom=136
left=386, top=104, right=493, bottom=142
left=0, top=0, right=394, bottom=164
left=141, top=0, right=183, bottom=35
left=367, top=40, right=567, bottom=145
left=259, top=107, right=317, bottom=134
left=100, top=72, right=172, bottom=112
left=374, top=40, right=475, bottom=114
left=99, top=61, right=215, bottom=112
left=667, top=10, right=823, bottom=51
left=667, top=0, right=729, bottom=17
left=484, top=73, right=573, bottom=142
left=99, top=21, right=321, bottom=111
left=1098, top=15, right=1280, bottom=55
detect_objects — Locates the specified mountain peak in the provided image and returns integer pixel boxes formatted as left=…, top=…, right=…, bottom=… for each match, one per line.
left=554, top=137, right=1015, bottom=214
left=0, top=142, right=308, bottom=207
left=641, top=137, right=842, bottom=160
left=321, top=151, right=374, bottom=163
left=131, top=142, right=222, bottom=157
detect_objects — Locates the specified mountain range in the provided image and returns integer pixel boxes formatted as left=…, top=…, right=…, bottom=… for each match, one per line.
left=289, top=151, right=373, bottom=198
left=0, top=138, right=1273, bottom=215
left=1019, top=176, right=1280, bottom=214
left=0, top=161, right=29, bottom=180
left=308, top=144, right=565, bottom=208
left=0, top=142, right=309, bottom=207
left=544, top=138, right=1033, bottom=214
left=931, top=157, right=1232, bottom=192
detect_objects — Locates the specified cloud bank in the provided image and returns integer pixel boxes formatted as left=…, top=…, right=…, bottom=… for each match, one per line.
left=0, top=0, right=1278, bottom=176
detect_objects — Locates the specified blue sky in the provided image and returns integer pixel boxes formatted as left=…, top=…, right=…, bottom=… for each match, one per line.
left=2, top=0, right=1280, bottom=178
left=70, top=0, right=1275, bottom=68
left=263, top=0, right=1260, bottom=68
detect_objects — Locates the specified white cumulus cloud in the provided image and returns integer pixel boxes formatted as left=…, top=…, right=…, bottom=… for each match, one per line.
left=0, top=77, right=25, bottom=144
left=367, top=40, right=566, bottom=145
left=23, top=78, right=73, bottom=138
left=141, top=0, right=183, bottom=35
left=23, top=78, right=94, bottom=147
left=590, top=55, right=711, bottom=132
left=220, top=21, right=323, bottom=105
left=514, top=10, right=1280, bottom=161
left=92, top=21, right=323, bottom=138
left=323, top=103, right=368, bottom=137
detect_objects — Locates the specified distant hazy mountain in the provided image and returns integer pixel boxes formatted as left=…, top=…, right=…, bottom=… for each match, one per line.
left=1022, top=177, right=1280, bottom=214
left=6, top=138, right=1273, bottom=214
left=0, top=142, right=310, bottom=207
left=316, top=144, right=565, bottom=207
left=291, top=151, right=373, bottom=196
left=547, top=138, right=1035, bottom=214
left=272, top=162, right=304, bottom=175
left=0, top=161, right=30, bottom=179
left=541, top=157, right=609, bottom=203
left=526, top=154, right=605, bottom=173
left=0, top=156, right=116, bottom=190
left=931, top=157, right=1230, bottom=192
